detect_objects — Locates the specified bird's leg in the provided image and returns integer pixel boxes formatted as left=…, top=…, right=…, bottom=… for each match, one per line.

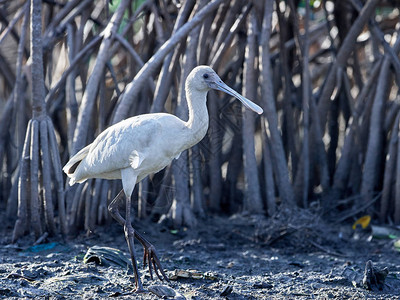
left=108, top=189, right=144, bottom=292
left=108, top=189, right=169, bottom=282
left=108, top=189, right=126, bottom=226
left=124, top=193, right=145, bottom=292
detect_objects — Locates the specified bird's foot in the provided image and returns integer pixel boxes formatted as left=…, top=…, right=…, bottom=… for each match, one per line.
left=133, top=230, right=170, bottom=283
left=133, top=287, right=146, bottom=293
left=142, top=242, right=170, bottom=282
left=130, top=276, right=146, bottom=293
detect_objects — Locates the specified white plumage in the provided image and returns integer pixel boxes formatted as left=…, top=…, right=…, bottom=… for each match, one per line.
left=63, top=65, right=263, bottom=291
left=65, top=114, right=185, bottom=184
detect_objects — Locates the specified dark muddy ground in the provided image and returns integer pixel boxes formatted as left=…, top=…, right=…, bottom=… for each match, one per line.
left=1, top=212, right=400, bottom=299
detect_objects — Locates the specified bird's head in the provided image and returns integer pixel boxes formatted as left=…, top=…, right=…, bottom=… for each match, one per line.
left=186, top=65, right=263, bottom=115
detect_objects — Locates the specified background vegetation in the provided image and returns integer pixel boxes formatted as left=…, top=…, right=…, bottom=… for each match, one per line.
left=0, top=0, right=400, bottom=241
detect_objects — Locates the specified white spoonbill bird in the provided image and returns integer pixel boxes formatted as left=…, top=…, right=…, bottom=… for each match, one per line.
left=63, top=65, right=263, bottom=292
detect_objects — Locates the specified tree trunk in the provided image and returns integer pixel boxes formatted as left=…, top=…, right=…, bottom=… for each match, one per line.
left=381, top=112, right=400, bottom=222
left=242, top=10, right=263, bottom=214
left=13, top=0, right=66, bottom=241
left=259, top=0, right=295, bottom=207
left=360, top=57, right=393, bottom=205
left=395, top=120, right=400, bottom=224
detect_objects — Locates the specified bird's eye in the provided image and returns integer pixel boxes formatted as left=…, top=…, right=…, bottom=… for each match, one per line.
left=203, top=73, right=209, bottom=79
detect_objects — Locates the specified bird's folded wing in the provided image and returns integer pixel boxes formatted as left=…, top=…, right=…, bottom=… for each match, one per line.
left=79, top=117, right=162, bottom=177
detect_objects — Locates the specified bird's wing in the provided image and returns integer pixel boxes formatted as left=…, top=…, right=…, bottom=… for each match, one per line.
left=63, top=144, right=91, bottom=174
left=75, top=116, right=163, bottom=180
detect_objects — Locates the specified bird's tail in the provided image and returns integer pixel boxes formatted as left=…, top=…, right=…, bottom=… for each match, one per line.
left=63, top=145, right=90, bottom=185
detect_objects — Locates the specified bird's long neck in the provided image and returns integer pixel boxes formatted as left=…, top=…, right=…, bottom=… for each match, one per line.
left=184, top=87, right=209, bottom=145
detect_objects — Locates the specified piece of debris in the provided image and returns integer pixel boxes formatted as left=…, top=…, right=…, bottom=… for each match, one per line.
left=253, top=281, right=273, bottom=289
left=394, top=239, right=400, bottom=252
left=168, top=269, right=218, bottom=281
left=33, top=232, right=49, bottom=246
left=148, top=285, right=185, bottom=299
left=83, top=245, right=132, bottom=270
left=371, top=225, right=400, bottom=239
left=6, top=272, right=36, bottom=282
left=25, top=242, right=59, bottom=253
left=362, top=260, right=389, bottom=291
left=352, top=216, right=371, bottom=230
left=169, top=269, right=202, bottom=280
left=342, top=266, right=361, bottom=288
left=220, top=285, right=233, bottom=296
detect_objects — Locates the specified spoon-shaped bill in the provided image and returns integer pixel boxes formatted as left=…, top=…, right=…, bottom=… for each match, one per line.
left=212, top=80, right=263, bottom=115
